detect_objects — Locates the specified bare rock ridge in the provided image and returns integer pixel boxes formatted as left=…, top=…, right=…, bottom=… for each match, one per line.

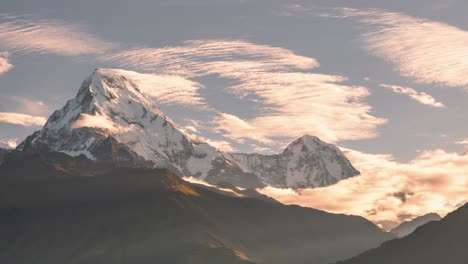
left=17, top=68, right=360, bottom=189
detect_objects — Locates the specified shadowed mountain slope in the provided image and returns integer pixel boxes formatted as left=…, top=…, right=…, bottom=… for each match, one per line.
left=0, top=151, right=392, bottom=264
left=337, top=204, right=468, bottom=264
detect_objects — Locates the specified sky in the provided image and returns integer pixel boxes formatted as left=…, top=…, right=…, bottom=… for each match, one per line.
left=0, top=0, right=467, bottom=228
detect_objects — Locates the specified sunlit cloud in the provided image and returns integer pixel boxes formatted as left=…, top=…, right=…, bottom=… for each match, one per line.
left=203, top=139, right=237, bottom=152
left=0, top=112, right=46, bottom=126
left=214, top=71, right=386, bottom=143
left=8, top=96, right=49, bottom=116
left=340, top=8, right=468, bottom=88
left=103, top=40, right=386, bottom=146
left=102, top=39, right=318, bottom=77
left=380, top=84, right=445, bottom=108
left=258, top=148, right=468, bottom=230
left=102, top=69, right=208, bottom=108
left=456, top=139, right=468, bottom=147
left=0, top=138, right=17, bottom=149
left=0, top=51, right=13, bottom=75
left=71, top=113, right=136, bottom=134
left=0, top=14, right=114, bottom=56
left=183, top=176, right=245, bottom=197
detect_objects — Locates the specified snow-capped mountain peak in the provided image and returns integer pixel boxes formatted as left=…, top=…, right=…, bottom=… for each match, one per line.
left=229, top=134, right=360, bottom=188
left=18, top=68, right=359, bottom=189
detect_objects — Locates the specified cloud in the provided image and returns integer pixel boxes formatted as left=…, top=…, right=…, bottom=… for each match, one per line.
left=8, top=96, right=49, bottom=116
left=340, top=8, right=468, bottom=88
left=203, top=139, right=237, bottom=152
left=0, top=112, right=46, bottom=126
left=103, top=40, right=386, bottom=146
left=214, top=71, right=386, bottom=143
left=257, top=148, right=468, bottom=230
left=456, top=139, right=468, bottom=147
left=183, top=176, right=245, bottom=197
left=380, top=84, right=446, bottom=108
left=0, top=52, right=13, bottom=75
left=0, top=14, right=114, bottom=56
left=102, top=39, right=318, bottom=77
left=71, top=113, right=135, bottom=134
left=102, top=69, right=208, bottom=108
left=0, top=138, right=17, bottom=149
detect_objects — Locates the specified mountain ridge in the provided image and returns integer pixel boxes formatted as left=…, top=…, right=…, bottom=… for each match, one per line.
left=0, top=150, right=393, bottom=264
left=390, top=213, right=441, bottom=238
left=336, top=204, right=468, bottom=264
left=17, top=68, right=360, bottom=189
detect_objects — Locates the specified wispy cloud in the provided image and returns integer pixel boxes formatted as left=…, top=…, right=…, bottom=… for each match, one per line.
left=103, top=40, right=386, bottom=146
left=340, top=8, right=468, bottom=88
left=71, top=113, right=135, bottom=134
left=0, top=112, right=46, bottom=126
left=102, top=39, right=318, bottom=76
left=456, top=139, right=468, bottom=147
left=102, top=69, right=208, bottom=108
left=380, top=84, right=445, bottom=108
left=0, top=138, right=17, bottom=149
left=0, top=14, right=114, bottom=56
left=8, top=96, right=49, bottom=116
left=0, top=51, right=13, bottom=75
left=258, top=148, right=468, bottom=230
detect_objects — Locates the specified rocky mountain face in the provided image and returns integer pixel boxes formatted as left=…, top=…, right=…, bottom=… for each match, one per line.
left=0, top=148, right=10, bottom=166
left=390, top=213, right=441, bottom=238
left=337, top=204, right=468, bottom=264
left=18, top=69, right=260, bottom=188
left=0, top=151, right=393, bottom=264
left=17, top=68, right=359, bottom=189
left=229, top=135, right=359, bottom=188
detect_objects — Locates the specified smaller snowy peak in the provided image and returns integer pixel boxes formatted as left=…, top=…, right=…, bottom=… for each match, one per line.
left=285, top=134, right=337, bottom=152
left=229, top=135, right=360, bottom=188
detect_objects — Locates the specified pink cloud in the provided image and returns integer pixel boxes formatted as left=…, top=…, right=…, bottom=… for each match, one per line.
left=0, top=52, right=13, bottom=75
left=258, top=148, right=468, bottom=230
left=0, top=112, right=46, bottom=126
left=0, top=14, right=114, bottom=56
left=380, top=84, right=445, bottom=108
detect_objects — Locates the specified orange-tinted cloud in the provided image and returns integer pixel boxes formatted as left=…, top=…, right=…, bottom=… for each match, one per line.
left=380, top=84, right=445, bottom=108
left=0, top=14, right=114, bottom=56
left=101, top=69, right=208, bottom=109
left=0, top=112, right=46, bottom=126
left=0, top=52, right=13, bottom=75
left=0, top=138, right=17, bottom=148
left=257, top=148, right=468, bottom=230
left=71, top=113, right=135, bottom=134
left=103, top=40, right=386, bottom=146
left=341, top=8, right=468, bottom=88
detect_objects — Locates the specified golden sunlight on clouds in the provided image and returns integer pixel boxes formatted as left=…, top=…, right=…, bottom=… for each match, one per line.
left=215, top=71, right=386, bottom=144
left=380, top=84, right=445, bottom=108
left=0, top=112, right=46, bottom=126
left=103, top=40, right=386, bottom=146
left=71, top=113, right=134, bottom=134
left=102, top=69, right=208, bottom=108
left=257, top=148, right=468, bottom=230
left=0, top=52, right=13, bottom=75
left=342, top=8, right=468, bottom=88
left=0, top=14, right=114, bottom=56
left=0, top=138, right=17, bottom=148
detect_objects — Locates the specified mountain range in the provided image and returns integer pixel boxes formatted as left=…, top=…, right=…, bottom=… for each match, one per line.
left=17, top=68, right=359, bottom=189
left=390, top=213, right=441, bottom=238
left=336, top=204, right=468, bottom=264
left=0, top=150, right=392, bottom=264
left=2, top=68, right=466, bottom=264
